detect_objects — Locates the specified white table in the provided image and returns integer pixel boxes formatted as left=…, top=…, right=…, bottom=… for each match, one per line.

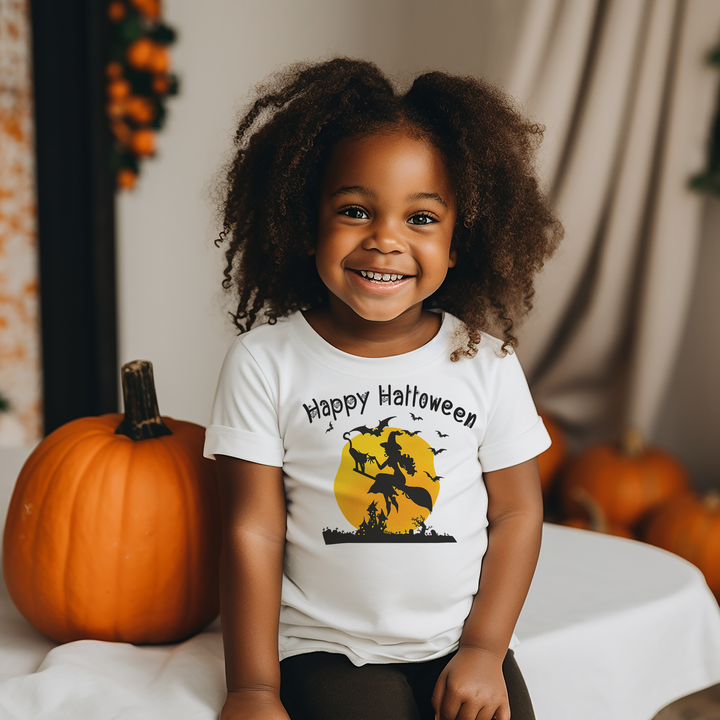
left=515, top=524, right=720, bottom=719
left=2, top=446, right=720, bottom=719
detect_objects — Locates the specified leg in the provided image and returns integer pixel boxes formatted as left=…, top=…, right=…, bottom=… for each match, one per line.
left=502, top=650, right=536, bottom=720
left=280, top=652, right=422, bottom=720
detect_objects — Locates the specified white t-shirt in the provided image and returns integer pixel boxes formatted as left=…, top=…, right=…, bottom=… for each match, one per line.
left=204, top=311, right=550, bottom=666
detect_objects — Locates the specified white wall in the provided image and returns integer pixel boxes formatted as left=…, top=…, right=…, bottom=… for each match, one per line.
left=117, top=0, right=528, bottom=426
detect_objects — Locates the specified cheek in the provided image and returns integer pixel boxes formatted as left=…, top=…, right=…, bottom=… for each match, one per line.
left=312, top=239, right=341, bottom=282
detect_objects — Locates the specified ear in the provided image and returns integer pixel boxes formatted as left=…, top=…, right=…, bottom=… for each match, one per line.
left=448, top=249, right=457, bottom=268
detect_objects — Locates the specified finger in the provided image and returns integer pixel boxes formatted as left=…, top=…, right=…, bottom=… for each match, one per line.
left=453, top=700, right=485, bottom=720
left=437, top=692, right=463, bottom=720
left=472, top=704, right=495, bottom=720
left=491, top=700, right=511, bottom=720
left=431, top=672, right=447, bottom=719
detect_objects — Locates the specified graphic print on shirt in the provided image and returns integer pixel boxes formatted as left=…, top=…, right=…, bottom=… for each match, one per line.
left=322, top=416, right=457, bottom=544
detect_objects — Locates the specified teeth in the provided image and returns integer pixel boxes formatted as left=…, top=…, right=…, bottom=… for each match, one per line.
left=359, top=270, right=405, bottom=282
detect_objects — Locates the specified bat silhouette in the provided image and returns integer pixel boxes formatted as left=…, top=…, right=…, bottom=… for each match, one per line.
left=403, top=429, right=422, bottom=437
left=410, top=413, right=423, bottom=421
left=435, top=431, right=449, bottom=438
left=350, top=416, right=396, bottom=437
left=424, top=471, right=443, bottom=482
left=326, top=422, right=333, bottom=433
left=429, top=447, right=447, bottom=456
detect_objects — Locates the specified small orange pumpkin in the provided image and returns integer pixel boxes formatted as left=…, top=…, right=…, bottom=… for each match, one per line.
left=644, top=492, right=720, bottom=599
left=2, top=360, right=221, bottom=644
left=562, top=488, right=635, bottom=539
left=561, top=428, right=689, bottom=529
left=537, top=413, right=568, bottom=496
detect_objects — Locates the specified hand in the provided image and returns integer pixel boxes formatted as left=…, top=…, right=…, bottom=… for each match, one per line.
left=220, top=688, right=291, bottom=720
left=431, top=646, right=510, bottom=720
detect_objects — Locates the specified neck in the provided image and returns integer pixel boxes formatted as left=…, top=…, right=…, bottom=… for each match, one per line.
left=303, top=299, right=441, bottom=357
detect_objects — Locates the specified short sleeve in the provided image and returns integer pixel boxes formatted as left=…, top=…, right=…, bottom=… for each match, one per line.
left=203, top=338, right=284, bottom=466
left=477, top=350, right=551, bottom=472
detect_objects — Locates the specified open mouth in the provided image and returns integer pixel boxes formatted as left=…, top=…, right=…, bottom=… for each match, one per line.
left=354, top=270, right=411, bottom=284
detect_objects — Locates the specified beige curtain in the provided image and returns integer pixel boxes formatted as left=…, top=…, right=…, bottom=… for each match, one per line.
left=505, top=0, right=720, bottom=445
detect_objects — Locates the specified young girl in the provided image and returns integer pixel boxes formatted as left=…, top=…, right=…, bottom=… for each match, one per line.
left=204, top=57, right=562, bottom=720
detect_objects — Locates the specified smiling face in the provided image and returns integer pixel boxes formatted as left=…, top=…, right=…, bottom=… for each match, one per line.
left=313, top=129, right=457, bottom=328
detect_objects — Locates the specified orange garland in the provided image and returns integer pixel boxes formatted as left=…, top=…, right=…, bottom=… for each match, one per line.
left=106, top=0, right=178, bottom=190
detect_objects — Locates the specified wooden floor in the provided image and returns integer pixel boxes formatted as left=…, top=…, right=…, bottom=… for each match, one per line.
left=653, top=683, right=720, bottom=720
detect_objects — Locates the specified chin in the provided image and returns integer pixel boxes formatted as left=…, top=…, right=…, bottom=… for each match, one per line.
left=353, top=307, right=411, bottom=324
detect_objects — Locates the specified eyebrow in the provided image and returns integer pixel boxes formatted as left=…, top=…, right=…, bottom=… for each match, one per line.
left=408, top=192, right=448, bottom=208
left=330, top=185, right=377, bottom=199
left=330, top=186, right=448, bottom=208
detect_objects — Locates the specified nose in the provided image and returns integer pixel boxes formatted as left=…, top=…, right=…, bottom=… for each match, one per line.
left=361, top=217, right=405, bottom=253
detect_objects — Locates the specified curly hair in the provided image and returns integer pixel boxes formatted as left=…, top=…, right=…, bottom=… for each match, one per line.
left=215, top=57, right=562, bottom=358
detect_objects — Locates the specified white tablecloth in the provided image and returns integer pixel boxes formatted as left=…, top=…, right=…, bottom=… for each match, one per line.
left=515, top=524, right=720, bottom=719
left=2, top=446, right=720, bottom=720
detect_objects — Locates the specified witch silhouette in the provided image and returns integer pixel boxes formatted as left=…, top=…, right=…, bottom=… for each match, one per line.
left=368, top=431, right=433, bottom=516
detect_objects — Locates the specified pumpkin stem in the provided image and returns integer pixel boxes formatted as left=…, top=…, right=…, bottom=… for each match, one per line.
left=620, top=427, right=644, bottom=458
left=115, top=360, right=173, bottom=440
left=570, top=488, right=608, bottom=533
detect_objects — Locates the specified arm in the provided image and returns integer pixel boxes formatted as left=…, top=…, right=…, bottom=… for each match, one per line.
left=216, top=455, right=291, bottom=720
left=432, top=457, right=543, bottom=720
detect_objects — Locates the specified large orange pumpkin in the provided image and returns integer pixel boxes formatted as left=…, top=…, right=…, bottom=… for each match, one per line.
left=2, top=360, right=221, bottom=644
left=561, top=428, right=689, bottom=529
left=538, top=413, right=568, bottom=496
left=644, top=492, right=720, bottom=599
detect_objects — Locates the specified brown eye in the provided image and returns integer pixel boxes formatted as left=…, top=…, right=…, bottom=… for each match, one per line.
left=408, top=213, right=436, bottom=226
left=340, top=206, right=368, bottom=220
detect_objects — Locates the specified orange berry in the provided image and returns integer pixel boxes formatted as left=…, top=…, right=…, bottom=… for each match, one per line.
left=106, top=100, right=126, bottom=120
left=124, top=96, right=155, bottom=124
left=126, top=37, right=155, bottom=70
left=107, top=78, right=131, bottom=101
left=152, top=74, right=170, bottom=95
left=117, top=168, right=137, bottom=190
left=147, top=0, right=161, bottom=21
left=130, top=128, right=156, bottom=156
left=111, top=121, right=133, bottom=145
left=106, top=61, right=123, bottom=80
left=147, top=46, right=169, bottom=74
left=131, top=0, right=160, bottom=20
left=108, top=1, right=126, bottom=21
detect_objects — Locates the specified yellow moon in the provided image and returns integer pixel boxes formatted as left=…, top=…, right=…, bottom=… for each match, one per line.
left=334, top=427, right=440, bottom=534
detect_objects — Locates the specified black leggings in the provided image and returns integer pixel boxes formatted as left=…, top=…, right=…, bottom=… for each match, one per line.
left=280, top=648, right=535, bottom=720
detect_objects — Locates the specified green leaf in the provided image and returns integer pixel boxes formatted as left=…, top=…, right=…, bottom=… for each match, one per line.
left=118, top=16, right=143, bottom=44
left=150, top=24, right=177, bottom=45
